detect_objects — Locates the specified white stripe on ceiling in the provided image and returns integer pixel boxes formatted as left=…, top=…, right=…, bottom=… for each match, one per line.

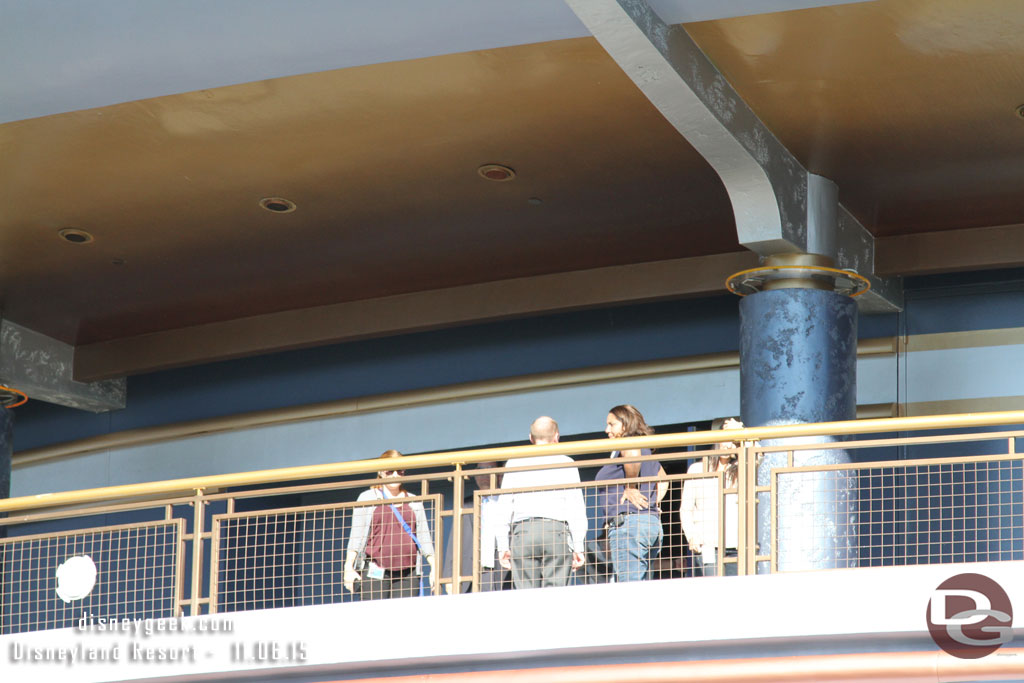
left=1, top=0, right=875, bottom=124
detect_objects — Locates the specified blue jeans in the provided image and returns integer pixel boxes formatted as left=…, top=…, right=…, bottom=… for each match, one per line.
left=608, top=513, right=662, bottom=582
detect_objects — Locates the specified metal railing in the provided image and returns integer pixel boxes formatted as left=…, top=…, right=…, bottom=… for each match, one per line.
left=761, top=432, right=1024, bottom=573
left=1, top=410, right=1023, bottom=634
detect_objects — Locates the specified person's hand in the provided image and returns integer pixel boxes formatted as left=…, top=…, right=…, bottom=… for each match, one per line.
left=343, top=564, right=360, bottom=593
left=499, top=550, right=512, bottom=569
left=621, top=487, right=649, bottom=510
left=571, top=551, right=585, bottom=570
left=426, top=555, right=438, bottom=594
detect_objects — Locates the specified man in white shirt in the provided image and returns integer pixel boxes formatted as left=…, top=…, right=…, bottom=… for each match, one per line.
left=496, top=416, right=588, bottom=588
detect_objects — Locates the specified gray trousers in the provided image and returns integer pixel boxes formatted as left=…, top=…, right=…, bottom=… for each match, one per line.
left=509, top=518, right=572, bottom=589
left=358, top=568, right=419, bottom=601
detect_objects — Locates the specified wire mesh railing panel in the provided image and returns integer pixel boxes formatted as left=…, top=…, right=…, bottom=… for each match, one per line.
left=772, top=456, right=1024, bottom=571
left=212, top=495, right=440, bottom=613
left=0, top=520, right=182, bottom=635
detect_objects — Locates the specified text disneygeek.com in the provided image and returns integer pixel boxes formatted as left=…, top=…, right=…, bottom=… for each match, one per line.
left=6, top=612, right=308, bottom=666
left=76, top=612, right=234, bottom=637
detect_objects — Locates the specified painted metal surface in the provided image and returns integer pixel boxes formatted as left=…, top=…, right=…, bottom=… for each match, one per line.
left=0, top=321, right=125, bottom=412
left=740, top=288, right=857, bottom=570
left=565, top=0, right=901, bottom=313
left=567, top=0, right=802, bottom=255
left=838, top=206, right=905, bottom=313
left=740, top=289, right=857, bottom=426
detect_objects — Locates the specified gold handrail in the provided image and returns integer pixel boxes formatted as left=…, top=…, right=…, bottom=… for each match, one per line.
left=3, top=408, right=1024, bottom=514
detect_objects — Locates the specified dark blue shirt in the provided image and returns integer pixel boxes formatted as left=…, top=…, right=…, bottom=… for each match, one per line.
left=594, top=449, right=662, bottom=523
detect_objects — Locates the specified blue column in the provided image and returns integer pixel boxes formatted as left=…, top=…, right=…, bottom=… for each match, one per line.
left=0, top=406, right=12, bottom=539
left=739, top=286, right=858, bottom=572
left=0, top=406, right=11, bottom=500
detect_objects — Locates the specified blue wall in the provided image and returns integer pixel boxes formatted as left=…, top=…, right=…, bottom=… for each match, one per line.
left=17, top=296, right=753, bottom=451
left=903, top=269, right=1024, bottom=335
left=23, top=269, right=1024, bottom=455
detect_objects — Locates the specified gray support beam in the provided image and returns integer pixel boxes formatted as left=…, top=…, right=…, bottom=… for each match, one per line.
left=836, top=206, right=904, bottom=313
left=0, top=321, right=125, bottom=413
left=564, top=0, right=901, bottom=312
left=806, top=174, right=838, bottom=259
left=808, top=174, right=903, bottom=312
left=566, top=0, right=804, bottom=255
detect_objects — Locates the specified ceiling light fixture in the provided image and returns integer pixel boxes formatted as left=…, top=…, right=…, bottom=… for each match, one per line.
left=1017, top=105, right=1024, bottom=119
left=58, top=228, right=94, bottom=244
left=478, top=164, right=516, bottom=182
left=259, top=197, right=297, bottom=213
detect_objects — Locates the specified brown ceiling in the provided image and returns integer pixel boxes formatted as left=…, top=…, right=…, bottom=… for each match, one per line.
left=3, top=0, right=1024, bottom=372
left=0, top=37, right=734, bottom=347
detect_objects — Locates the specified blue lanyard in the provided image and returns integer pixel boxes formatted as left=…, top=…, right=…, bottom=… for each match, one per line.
left=380, top=489, right=423, bottom=552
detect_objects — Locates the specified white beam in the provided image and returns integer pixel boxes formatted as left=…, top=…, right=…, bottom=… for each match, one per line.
left=649, top=0, right=877, bottom=24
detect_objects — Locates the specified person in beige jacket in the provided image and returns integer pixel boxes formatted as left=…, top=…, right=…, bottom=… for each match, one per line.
left=680, top=418, right=742, bottom=577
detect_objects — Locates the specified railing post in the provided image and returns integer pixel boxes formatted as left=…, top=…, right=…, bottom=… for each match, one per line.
left=737, top=442, right=754, bottom=575
left=770, top=470, right=778, bottom=573
left=451, top=463, right=464, bottom=595
left=716, top=469, right=725, bottom=576
left=472, top=488, right=482, bottom=591
left=190, top=488, right=205, bottom=616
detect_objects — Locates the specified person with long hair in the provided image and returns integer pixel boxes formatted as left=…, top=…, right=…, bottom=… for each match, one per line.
left=594, top=405, right=668, bottom=582
left=680, top=417, right=741, bottom=577
left=343, top=450, right=436, bottom=600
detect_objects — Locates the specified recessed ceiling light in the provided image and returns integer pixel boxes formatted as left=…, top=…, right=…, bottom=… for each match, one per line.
left=478, top=164, right=516, bottom=182
left=527, top=197, right=543, bottom=206
left=1017, top=104, right=1024, bottom=119
left=259, top=197, right=297, bottom=213
left=58, top=228, right=93, bottom=244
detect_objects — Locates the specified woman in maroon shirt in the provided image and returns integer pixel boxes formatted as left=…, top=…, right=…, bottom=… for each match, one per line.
left=343, top=450, right=436, bottom=600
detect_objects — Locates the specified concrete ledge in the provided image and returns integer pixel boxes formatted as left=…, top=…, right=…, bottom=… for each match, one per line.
left=2, top=561, right=1020, bottom=682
